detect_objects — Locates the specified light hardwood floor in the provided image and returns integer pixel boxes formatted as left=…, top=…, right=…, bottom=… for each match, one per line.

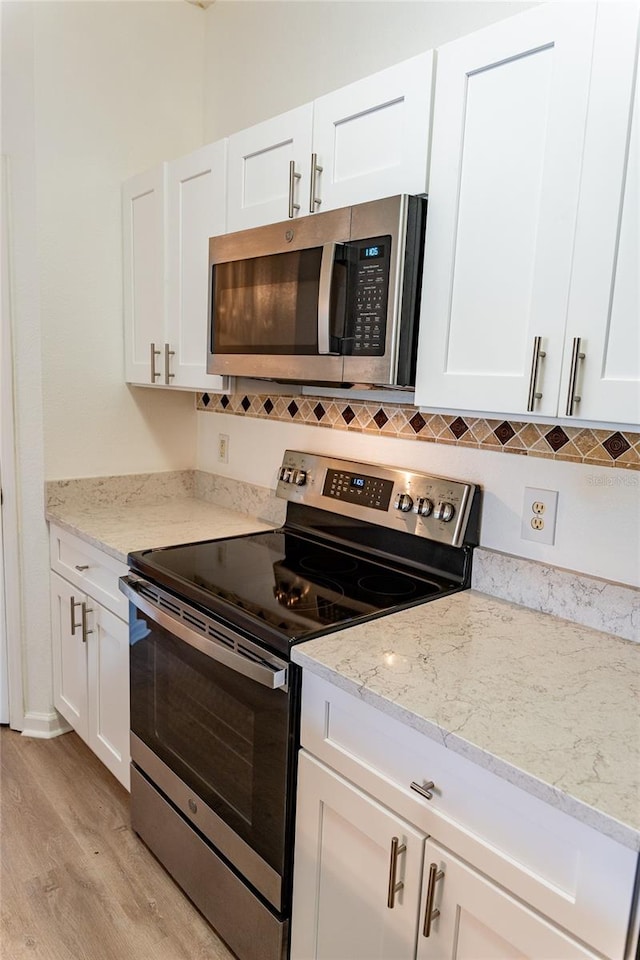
left=0, top=726, right=237, bottom=960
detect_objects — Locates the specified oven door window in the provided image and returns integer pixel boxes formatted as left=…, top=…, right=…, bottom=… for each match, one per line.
left=130, top=609, right=292, bottom=876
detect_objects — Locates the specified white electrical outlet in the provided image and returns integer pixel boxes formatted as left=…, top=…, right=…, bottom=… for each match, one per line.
left=521, top=487, right=558, bottom=545
left=217, top=433, right=229, bottom=464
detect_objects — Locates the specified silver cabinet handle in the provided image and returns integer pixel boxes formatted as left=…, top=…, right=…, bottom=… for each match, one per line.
left=81, top=602, right=93, bottom=643
left=75, top=564, right=89, bottom=572
left=410, top=780, right=435, bottom=801
left=150, top=343, right=161, bottom=383
left=164, top=343, right=175, bottom=385
left=288, top=160, right=301, bottom=218
left=565, top=337, right=585, bottom=416
left=526, top=336, right=546, bottom=412
left=70, top=596, right=82, bottom=636
left=386, top=836, right=406, bottom=908
left=309, top=152, right=323, bottom=213
left=422, top=862, right=444, bottom=937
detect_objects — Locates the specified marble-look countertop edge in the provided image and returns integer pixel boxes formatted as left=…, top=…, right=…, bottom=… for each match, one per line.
left=46, top=512, right=130, bottom=565
left=291, top=647, right=640, bottom=852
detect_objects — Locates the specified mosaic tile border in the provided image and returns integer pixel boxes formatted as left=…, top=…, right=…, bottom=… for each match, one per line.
left=196, top=392, right=640, bottom=471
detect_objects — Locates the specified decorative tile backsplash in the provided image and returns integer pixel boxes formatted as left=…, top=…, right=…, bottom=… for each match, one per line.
left=197, top=392, right=640, bottom=471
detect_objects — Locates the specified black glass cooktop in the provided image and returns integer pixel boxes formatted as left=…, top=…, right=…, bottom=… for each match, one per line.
left=128, top=528, right=459, bottom=653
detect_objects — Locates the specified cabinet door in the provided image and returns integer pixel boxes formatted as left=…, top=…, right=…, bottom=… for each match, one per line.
left=415, top=4, right=597, bottom=416
left=122, top=165, right=166, bottom=386
left=417, top=840, right=599, bottom=960
left=50, top=572, right=88, bottom=742
left=86, top=604, right=130, bottom=791
left=291, top=751, right=424, bottom=960
left=166, top=142, right=229, bottom=392
left=226, top=104, right=313, bottom=232
left=562, top=5, right=640, bottom=425
left=311, top=53, right=433, bottom=214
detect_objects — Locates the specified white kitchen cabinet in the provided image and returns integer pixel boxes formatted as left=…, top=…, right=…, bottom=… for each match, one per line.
left=291, top=671, right=638, bottom=960
left=416, top=840, right=598, bottom=960
left=307, top=53, right=433, bottom=216
left=49, top=526, right=130, bottom=790
left=226, top=104, right=313, bottom=232
left=292, top=751, right=425, bottom=960
left=414, top=3, right=600, bottom=418
left=123, top=142, right=229, bottom=392
left=292, top=752, right=599, bottom=960
left=561, top=3, right=640, bottom=425
left=226, top=53, right=433, bottom=232
left=122, top=164, right=166, bottom=386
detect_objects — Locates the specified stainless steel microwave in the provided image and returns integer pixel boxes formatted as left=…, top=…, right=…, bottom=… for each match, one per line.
left=207, top=194, right=426, bottom=388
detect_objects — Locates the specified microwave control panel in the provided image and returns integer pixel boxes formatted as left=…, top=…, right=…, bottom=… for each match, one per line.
left=347, top=235, right=390, bottom=356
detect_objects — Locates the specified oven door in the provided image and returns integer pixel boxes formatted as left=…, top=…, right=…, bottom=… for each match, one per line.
left=121, top=575, right=297, bottom=913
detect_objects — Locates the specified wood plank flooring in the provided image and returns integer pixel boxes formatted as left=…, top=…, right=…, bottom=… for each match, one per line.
left=0, top=727, right=237, bottom=960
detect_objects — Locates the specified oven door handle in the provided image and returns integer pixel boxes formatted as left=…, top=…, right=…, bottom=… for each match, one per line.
left=119, top=576, right=289, bottom=691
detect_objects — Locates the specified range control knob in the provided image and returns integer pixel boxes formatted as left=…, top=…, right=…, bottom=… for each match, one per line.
left=394, top=493, right=414, bottom=513
left=434, top=501, right=455, bottom=522
left=279, top=466, right=307, bottom=485
left=413, top=497, right=434, bottom=517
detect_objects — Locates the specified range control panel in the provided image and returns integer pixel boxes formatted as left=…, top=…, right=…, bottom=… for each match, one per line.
left=277, top=450, right=480, bottom=549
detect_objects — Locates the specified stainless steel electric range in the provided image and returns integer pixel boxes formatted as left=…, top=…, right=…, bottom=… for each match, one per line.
left=119, top=451, right=481, bottom=960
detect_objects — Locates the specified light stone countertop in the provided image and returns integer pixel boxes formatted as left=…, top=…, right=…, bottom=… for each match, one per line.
left=292, top=590, right=640, bottom=851
left=46, top=483, right=639, bottom=852
left=46, top=497, right=275, bottom=564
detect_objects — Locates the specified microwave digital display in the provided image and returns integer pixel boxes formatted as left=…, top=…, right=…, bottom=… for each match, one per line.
left=360, top=244, right=385, bottom=260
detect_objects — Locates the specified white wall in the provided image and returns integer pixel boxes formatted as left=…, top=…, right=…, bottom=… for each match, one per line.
left=203, top=0, right=536, bottom=139
left=1, top=1, right=209, bottom=730
left=197, top=413, right=640, bottom=589
left=34, top=0, right=206, bottom=480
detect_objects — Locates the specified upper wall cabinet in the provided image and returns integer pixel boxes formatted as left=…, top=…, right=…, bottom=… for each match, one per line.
left=561, top=3, right=640, bottom=425
left=226, top=105, right=313, bottom=233
left=122, top=142, right=229, bottom=392
left=310, top=52, right=433, bottom=214
left=226, top=52, right=434, bottom=233
left=415, top=3, right=640, bottom=425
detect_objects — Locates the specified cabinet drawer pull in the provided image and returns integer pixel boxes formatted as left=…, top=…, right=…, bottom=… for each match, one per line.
left=309, top=152, right=323, bottom=212
left=526, top=336, right=546, bottom=412
left=386, top=836, right=406, bottom=908
left=150, top=343, right=161, bottom=383
left=565, top=336, right=585, bottom=416
left=164, top=343, right=175, bottom=384
left=81, top=602, right=93, bottom=644
left=288, top=160, right=301, bottom=218
left=422, top=862, right=444, bottom=937
left=75, top=564, right=89, bottom=572
left=69, top=596, right=82, bottom=636
left=410, top=780, right=435, bottom=801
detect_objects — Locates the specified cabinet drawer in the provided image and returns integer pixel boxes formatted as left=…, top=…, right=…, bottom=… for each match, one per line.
left=49, top=525, right=128, bottom=621
left=300, top=671, right=637, bottom=960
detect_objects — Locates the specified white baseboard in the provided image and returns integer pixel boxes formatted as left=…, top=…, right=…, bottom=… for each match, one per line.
left=20, top=710, right=72, bottom=739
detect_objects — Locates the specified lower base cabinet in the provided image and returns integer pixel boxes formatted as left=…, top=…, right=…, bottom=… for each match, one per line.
left=49, top=526, right=130, bottom=790
left=291, top=672, right=638, bottom=960
left=292, top=751, right=599, bottom=960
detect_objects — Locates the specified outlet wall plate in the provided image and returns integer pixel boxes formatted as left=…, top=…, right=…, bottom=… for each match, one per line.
left=521, top=487, right=558, bottom=545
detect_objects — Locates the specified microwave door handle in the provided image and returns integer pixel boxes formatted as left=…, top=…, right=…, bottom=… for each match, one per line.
left=318, top=242, right=339, bottom=355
